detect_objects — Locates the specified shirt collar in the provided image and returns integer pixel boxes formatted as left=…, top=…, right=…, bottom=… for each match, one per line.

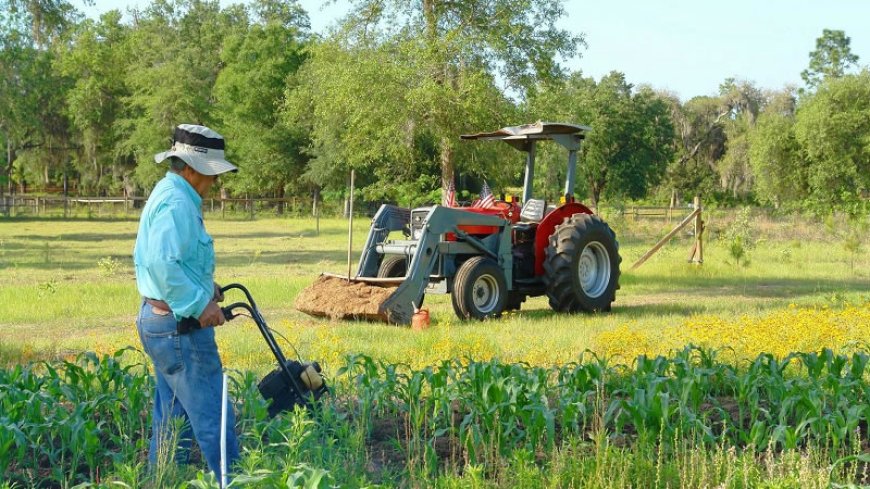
left=166, top=171, right=203, bottom=208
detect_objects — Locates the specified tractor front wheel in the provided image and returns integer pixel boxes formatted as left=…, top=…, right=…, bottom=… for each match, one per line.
left=544, top=214, right=621, bottom=313
left=378, top=255, right=425, bottom=308
left=451, top=256, right=508, bottom=320
left=378, top=255, right=407, bottom=278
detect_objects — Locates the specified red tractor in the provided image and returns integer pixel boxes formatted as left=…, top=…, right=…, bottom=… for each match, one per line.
left=297, top=122, right=621, bottom=324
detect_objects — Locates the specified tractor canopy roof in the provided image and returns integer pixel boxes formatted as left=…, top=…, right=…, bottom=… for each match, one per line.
left=460, top=121, right=590, bottom=151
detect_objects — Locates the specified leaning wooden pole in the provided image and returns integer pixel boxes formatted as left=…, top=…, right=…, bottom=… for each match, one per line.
left=631, top=206, right=701, bottom=270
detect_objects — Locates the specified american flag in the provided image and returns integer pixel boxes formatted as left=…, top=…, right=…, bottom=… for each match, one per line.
left=473, top=180, right=495, bottom=209
left=445, top=180, right=456, bottom=207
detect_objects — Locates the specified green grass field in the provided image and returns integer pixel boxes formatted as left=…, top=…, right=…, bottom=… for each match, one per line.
left=1, top=212, right=868, bottom=370
left=1, top=212, right=868, bottom=488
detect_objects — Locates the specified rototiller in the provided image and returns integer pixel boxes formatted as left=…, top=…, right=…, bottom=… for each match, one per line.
left=220, top=284, right=328, bottom=417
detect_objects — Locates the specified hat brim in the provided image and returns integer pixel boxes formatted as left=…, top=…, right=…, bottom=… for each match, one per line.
left=154, top=149, right=238, bottom=176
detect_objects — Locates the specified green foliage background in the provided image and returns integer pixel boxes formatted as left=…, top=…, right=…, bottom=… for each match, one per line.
left=0, top=0, right=868, bottom=214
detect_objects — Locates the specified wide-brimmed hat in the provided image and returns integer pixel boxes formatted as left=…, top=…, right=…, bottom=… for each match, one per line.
left=154, top=124, right=238, bottom=176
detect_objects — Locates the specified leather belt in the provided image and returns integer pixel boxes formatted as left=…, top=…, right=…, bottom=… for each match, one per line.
left=144, top=298, right=202, bottom=334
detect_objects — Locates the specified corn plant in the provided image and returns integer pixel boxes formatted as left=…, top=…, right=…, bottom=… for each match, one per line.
left=3, top=345, right=869, bottom=486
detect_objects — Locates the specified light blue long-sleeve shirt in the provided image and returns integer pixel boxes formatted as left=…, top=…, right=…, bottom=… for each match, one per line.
left=134, top=172, right=214, bottom=320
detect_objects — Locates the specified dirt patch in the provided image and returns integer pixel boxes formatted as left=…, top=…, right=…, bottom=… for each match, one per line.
left=295, top=275, right=398, bottom=321
left=366, top=415, right=407, bottom=473
left=365, top=413, right=466, bottom=477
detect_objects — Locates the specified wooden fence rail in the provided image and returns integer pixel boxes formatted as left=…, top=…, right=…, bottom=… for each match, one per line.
left=1, top=194, right=706, bottom=224
left=0, top=195, right=347, bottom=219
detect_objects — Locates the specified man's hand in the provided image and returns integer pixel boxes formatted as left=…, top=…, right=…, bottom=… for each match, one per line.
left=198, top=301, right=226, bottom=328
left=212, top=282, right=224, bottom=302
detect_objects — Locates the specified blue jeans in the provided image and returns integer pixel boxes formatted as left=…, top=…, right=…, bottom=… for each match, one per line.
left=136, top=301, right=240, bottom=480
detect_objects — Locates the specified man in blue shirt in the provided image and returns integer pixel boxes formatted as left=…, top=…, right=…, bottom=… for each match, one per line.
left=133, top=124, right=239, bottom=481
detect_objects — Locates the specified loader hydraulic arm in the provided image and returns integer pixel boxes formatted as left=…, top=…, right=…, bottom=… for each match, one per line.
left=357, top=205, right=411, bottom=278
left=378, top=206, right=511, bottom=324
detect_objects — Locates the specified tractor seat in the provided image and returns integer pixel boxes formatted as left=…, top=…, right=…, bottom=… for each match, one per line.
left=520, top=198, right=546, bottom=223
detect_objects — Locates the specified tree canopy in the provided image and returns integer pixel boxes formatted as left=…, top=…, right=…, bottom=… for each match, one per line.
left=801, top=29, right=860, bottom=89
left=0, top=5, right=867, bottom=216
left=529, top=72, right=673, bottom=206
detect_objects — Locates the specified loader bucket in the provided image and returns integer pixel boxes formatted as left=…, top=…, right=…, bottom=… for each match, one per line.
left=295, top=274, right=412, bottom=324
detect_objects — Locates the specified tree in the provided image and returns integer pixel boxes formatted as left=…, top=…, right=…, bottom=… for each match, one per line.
left=290, top=0, right=580, bottom=204
left=119, top=0, right=246, bottom=191
left=287, top=39, right=425, bottom=203
left=529, top=72, right=674, bottom=207
left=801, top=29, right=860, bottom=89
left=716, top=79, right=764, bottom=198
left=794, top=71, right=870, bottom=213
left=660, top=79, right=765, bottom=203
left=55, top=10, right=130, bottom=194
left=213, top=0, right=310, bottom=207
left=748, top=91, right=804, bottom=208
left=0, top=0, right=78, bottom=194
left=661, top=94, right=726, bottom=199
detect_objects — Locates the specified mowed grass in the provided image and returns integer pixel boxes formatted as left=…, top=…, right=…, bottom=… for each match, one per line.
left=0, top=211, right=868, bottom=372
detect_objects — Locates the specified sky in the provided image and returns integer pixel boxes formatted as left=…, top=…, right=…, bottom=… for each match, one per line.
left=75, top=0, right=870, bottom=100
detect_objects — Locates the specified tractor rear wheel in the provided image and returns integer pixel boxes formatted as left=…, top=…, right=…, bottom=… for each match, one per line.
left=377, top=255, right=407, bottom=278
left=451, top=256, right=508, bottom=320
left=544, top=214, right=621, bottom=313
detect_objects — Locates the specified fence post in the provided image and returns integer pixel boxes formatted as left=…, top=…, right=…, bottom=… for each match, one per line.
left=691, top=196, right=704, bottom=264
left=631, top=206, right=702, bottom=270
left=249, top=197, right=254, bottom=220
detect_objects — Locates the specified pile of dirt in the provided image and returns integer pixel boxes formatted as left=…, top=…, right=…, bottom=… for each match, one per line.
left=295, top=275, right=398, bottom=321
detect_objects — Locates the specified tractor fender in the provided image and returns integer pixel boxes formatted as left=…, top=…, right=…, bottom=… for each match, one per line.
left=533, top=202, right=595, bottom=276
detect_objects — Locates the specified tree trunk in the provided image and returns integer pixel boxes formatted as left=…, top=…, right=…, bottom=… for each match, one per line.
left=6, top=139, right=13, bottom=194
left=590, top=187, right=600, bottom=210
left=422, top=0, right=437, bottom=39
left=0, top=149, right=4, bottom=215
left=440, top=137, right=455, bottom=206
left=677, top=109, right=731, bottom=167
left=276, top=186, right=285, bottom=215
left=124, top=173, right=144, bottom=209
left=589, top=176, right=604, bottom=210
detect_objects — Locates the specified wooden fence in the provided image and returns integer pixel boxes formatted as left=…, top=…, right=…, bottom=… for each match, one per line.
left=620, top=206, right=689, bottom=222
left=1, top=194, right=702, bottom=222
left=0, top=194, right=349, bottom=219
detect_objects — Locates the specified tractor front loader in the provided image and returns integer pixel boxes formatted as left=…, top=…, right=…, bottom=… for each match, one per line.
left=295, top=121, right=621, bottom=325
